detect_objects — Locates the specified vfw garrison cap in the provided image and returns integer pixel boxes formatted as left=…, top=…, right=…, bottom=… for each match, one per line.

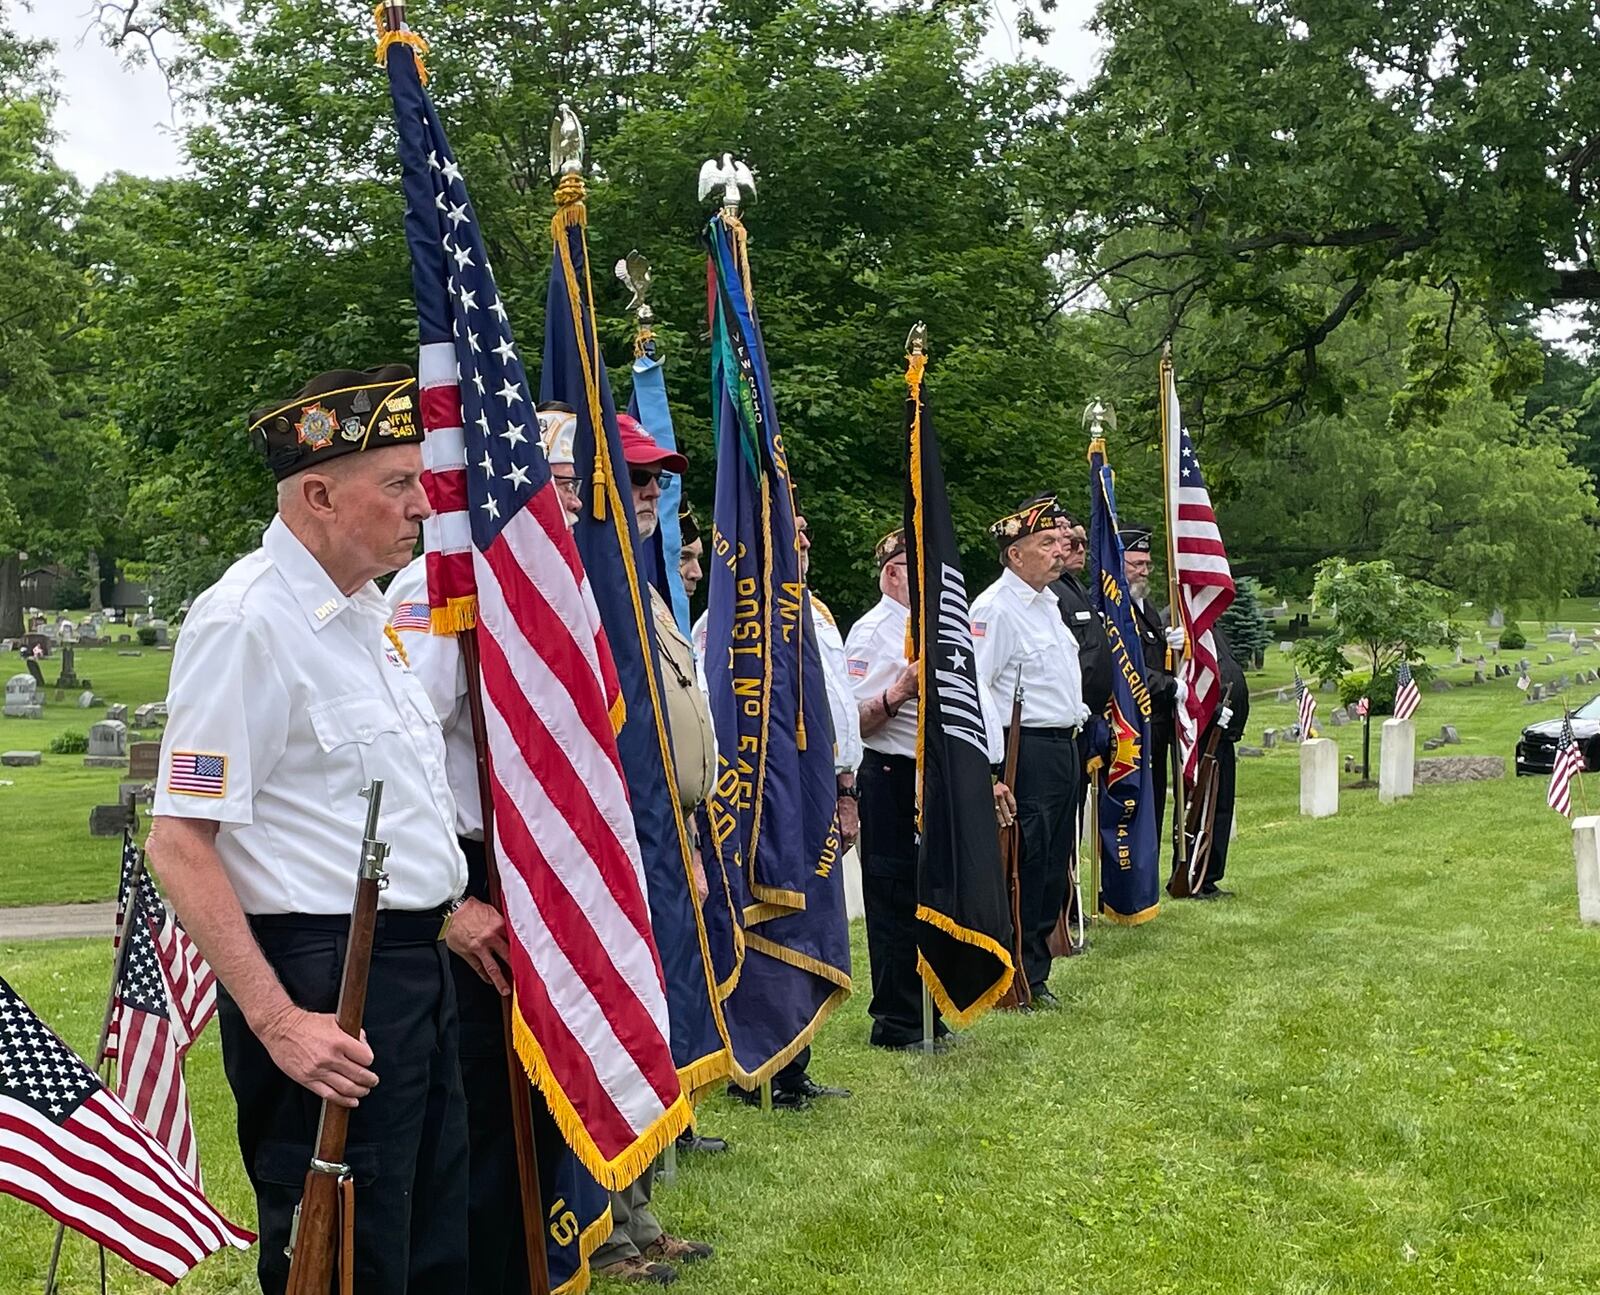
left=248, top=365, right=422, bottom=480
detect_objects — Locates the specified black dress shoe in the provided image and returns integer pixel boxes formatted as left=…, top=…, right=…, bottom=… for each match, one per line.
left=780, top=1073, right=851, bottom=1100
left=726, top=1082, right=810, bottom=1110
left=676, top=1130, right=729, bottom=1153
left=1200, top=885, right=1233, bottom=898
left=1031, top=986, right=1061, bottom=1009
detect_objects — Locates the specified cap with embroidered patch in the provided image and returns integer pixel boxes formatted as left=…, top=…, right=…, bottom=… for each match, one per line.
left=988, top=495, right=1069, bottom=550
left=247, top=365, right=420, bottom=481
left=875, top=527, right=906, bottom=568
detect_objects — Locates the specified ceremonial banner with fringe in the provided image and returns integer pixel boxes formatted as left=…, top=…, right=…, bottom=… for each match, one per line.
left=1088, top=436, right=1161, bottom=924
left=701, top=212, right=851, bottom=1085
left=904, top=348, right=1014, bottom=1024
left=386, top=41, right=687, bottom=1185
left=542, top=171, right=731, bottom=1101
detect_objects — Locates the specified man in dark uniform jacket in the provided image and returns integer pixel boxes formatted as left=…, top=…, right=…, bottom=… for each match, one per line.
left=1195, top=631, right=1250, bottom=897
left=1050, top=513, right=1113, bottom=719
left=1121, top=526, right=1184, bottom=855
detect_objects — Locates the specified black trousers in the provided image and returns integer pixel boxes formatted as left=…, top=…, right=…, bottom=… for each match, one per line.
left=1148, top=721, right=1176, bottom=858
left=219, top=911, right=469, bottom=1294
left=1013, top=728, right=1080, bottom=992
left=453, top=836, right=580, bottom=1295
left=858, top=751, right=943, bottom=1048
left=1202, top=736, right=1237, bottom=888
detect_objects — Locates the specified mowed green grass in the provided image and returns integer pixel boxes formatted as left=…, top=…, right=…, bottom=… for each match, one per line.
left=5, top=650, right=1600, bottom=1291
left=0, top=645, right=174, bottom=906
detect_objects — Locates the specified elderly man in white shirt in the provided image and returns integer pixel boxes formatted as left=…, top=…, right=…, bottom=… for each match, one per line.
left=148, top=365, right=504, bottom=1293
left=969, top=496, right=1089, bottom=1008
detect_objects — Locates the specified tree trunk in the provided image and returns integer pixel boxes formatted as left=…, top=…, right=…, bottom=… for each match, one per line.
left=0, top=553, right=22, bottom=639
left=87, top=550, right=102, bottom=613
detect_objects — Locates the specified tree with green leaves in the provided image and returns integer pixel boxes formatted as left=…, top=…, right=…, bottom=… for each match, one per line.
left=1294, top=558, right=1450, bottom=692
left=1218, top=575, right=1271, bottom=669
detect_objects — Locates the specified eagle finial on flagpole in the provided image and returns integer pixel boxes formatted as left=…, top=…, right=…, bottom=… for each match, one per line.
left=906, top=322, right=928, bottom=357
left=615, top=251, right=654, bottom=326
left=1083, top=397, right=1117, bottom=440
left=698, top=153, right=756, bottom=218
left=549, top=104, right=585, bottom=181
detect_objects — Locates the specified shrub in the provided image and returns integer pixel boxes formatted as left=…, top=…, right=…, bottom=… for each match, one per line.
left=1498, top=625, right=1527, bottom=651
left=136, top=626, right=158, bottom=646
left=49, top=730, right=88, bottom=755
left=1337, top=661, right=1434, bottom=715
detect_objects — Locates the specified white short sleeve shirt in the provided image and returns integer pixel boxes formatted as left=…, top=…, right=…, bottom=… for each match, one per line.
left=155, top=518, right=467, bottom=914
left=970, top=567, right=1089, bottom=732
left=810, top=595, right=863, bottom=775
left=844, top=595, right=918, bottom=759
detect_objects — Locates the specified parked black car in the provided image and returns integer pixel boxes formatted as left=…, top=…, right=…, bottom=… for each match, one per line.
left=1517, top=696, right=1600, bottom=776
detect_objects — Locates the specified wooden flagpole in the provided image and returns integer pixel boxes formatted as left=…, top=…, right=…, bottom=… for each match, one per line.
left=1159, top=343, right=1189, bottom=878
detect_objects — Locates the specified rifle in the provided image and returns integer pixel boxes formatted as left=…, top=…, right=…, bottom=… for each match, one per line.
left=1168, top=684, right=1232, bottom=898
left=996, top=669, right=1032, bottom=1011
left=284, top=781, right=391, bottom=1295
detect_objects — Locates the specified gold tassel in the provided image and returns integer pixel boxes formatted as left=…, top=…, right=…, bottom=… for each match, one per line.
left=372, top=4, right=430, bottom=82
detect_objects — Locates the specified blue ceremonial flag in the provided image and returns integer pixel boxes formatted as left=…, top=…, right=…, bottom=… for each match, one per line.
left=701, top=210, right=851, bottom=1084
left=540, top=157, right=729, bottom=1098
left=628, top=345, right=691, bottom=634
left=1088, top=434, right=1161, bottom=924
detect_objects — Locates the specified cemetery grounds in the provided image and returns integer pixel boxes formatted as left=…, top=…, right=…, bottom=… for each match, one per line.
left=3, top=610, right=1600, bottom=1293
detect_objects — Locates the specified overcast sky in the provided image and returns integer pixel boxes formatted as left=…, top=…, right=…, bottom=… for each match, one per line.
left=15, top=1, right=1102, bottom=184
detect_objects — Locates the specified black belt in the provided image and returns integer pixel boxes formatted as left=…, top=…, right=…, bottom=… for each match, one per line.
left=863, top=749, right=916, bottom=771
left=1018, top=725, right=1081, bottom=741
left=249, top=905, right=451, bottom=945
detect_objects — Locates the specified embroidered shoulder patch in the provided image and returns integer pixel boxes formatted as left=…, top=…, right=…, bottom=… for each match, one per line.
left=971, top=621, right=987, bottom=639
left=846, top=657, right=870, bottom=678
left=168, top=751, right=227, bottom=798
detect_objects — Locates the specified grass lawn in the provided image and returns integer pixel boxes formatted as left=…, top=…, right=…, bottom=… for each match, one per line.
left=0, top=645, right=174, bottom=906
left=5, top=648, right=1600, bottom=1291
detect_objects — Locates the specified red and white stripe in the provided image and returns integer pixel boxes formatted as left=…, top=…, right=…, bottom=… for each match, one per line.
left=416, top=341, right=680, bottom=1180
left=1549, top=717, right=1585, bottom=817
left=1165, top=371, right=1236, bottom=787
left=0, top=1088, right=252, bottom=1285
left=418, top=343, right=476, bottom=618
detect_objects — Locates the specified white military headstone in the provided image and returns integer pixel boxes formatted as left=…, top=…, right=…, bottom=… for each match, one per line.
left=1378, top=717, right=1415, bottom=804
left=1573, top=815, right=1600, bottom=926
left=1299, top=738, right=1338, bottom=818
left=4, top=673, right=41, bottom=719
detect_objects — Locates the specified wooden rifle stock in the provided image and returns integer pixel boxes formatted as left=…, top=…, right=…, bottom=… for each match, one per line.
left=284, top=781, right=391, bottom=1295
left=1168, top=685, right=1231, bottom=898
left=996, top=672, right=1031, bottom=1011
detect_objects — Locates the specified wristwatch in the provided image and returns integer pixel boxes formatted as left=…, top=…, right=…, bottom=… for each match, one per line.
left=438, top=894, right=468, bottom=941
left=836, top=779, right=859, bottom=802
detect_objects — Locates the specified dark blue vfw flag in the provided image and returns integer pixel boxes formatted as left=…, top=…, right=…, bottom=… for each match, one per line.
left=701, top=211, right=851, bottom=1085
left=904, top=347, right=1014, bottom=1024
left=1088, top=433, right=1161, bottom=923
left=541, top=174, right=731, bottom=1099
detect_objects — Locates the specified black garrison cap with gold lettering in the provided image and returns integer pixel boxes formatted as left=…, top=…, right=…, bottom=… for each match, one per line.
left=247, top=365, right=422, bottom=481
left=988, top=495, right=1069, bottom=551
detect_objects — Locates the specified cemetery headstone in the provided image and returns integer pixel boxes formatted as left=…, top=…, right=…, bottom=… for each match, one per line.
left=1330, top=707, right=1350, bottom=726
left=83, top=719, right=128, bottom=769
left=76, top=689, right=95, bottom=708
left=1574, top=817, right=1600, bottom=925
left=105, top=703, right=127, bottom=723
left=23, top=657, right=44, bottom=688
left=1300, top=739, right=1339, bottom=818
left=1430, top=679, right=1452, bottom=692
left=128, top=741, right=161, bottom=783
left=1279, top=641, right=1294, bottom=654
left=1545, top=653, right=1558, bottom=664
left=1558, top=674, right=1572, bottom=691
left=1275, top=688, right=1289, bottom=703
left=133, top=702, right=168, bottom=727
left=1, top=751, right=41, bottom=767
left=1441, top=724, right=1461, bottom=745
left=1423, top=737, right=1445, bottom=750
left=4, top=674, right=41, bottom=719
left=1262, top=728, right=1278, bottom=749
left=1474, top=667, right=1487, bottom=685
left=1237, top=746, right=1264, bottom=758
left=1321, top=680, right=1337, bottom=693
left=1488, top=608, right=1505, bottom=628
left=149, top=620, right=170, bottom=646
left=1530, top=684, right=1546, bottom=701
left=1379, top=717, right=1415, bottom=804
left=88, top=803, right=133, bottom=838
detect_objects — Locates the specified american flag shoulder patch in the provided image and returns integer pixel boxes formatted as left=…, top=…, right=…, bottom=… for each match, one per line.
left=392, top=601, right=432, bottom=632
left=168, top=752, right=227, bottom=798
left=971, top=620, right=987, bottom=639
left=846, top=657, right=870, bottom=678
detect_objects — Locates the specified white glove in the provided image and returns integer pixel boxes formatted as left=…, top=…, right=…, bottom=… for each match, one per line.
left=1217, top=705, right=1234, bottom=729
left=1174, top=678, right=1189, bottom=711
left=1164, top=625, right=1186, bottom=652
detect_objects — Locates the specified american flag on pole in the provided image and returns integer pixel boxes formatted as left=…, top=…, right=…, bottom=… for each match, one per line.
left=1355, top=696, right=1370, bottom=719
left=1394, top=660, right=1421, bottom=720
left=1294, top=670, right=1317, bottom=736
left=0, top=976, right=252, bottom=1286
left=1163, top=365, right=1235, bottom=786
left=385, top=32, right=686, bottom=1185
left=103, top=835, right=216, bottom=1183
left=1549, top=712, right=1586, bottom=816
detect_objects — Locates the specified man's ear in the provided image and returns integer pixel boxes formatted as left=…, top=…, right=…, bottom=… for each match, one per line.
left=298, top=471, right=337, bottom=518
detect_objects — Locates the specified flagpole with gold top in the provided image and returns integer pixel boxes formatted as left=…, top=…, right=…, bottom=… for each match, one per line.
left=1158, top=343, right=1189, bottom=882
left=1081, top=398, right=1115, bottom=926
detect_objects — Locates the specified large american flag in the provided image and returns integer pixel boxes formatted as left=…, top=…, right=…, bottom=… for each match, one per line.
left=1164, top=368, right=1236, bottom=786
left=0, top=976, right=251, bottom=1285
left=103, top=835, right=216, bottom=1183
left=386, top=39, right=682, bottom=1185
left=1393, top=660, right=1421, bottom=721
left=1549, top=712, right=1585, bottom=817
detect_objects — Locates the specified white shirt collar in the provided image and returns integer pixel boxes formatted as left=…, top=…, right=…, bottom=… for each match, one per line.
left=999, top=565, right=1057, bottom=607
left=263, top=515, right=376, bottom=633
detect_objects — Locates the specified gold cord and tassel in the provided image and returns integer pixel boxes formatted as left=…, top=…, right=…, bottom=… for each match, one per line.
left=372, top=5, right=430, bottom=81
